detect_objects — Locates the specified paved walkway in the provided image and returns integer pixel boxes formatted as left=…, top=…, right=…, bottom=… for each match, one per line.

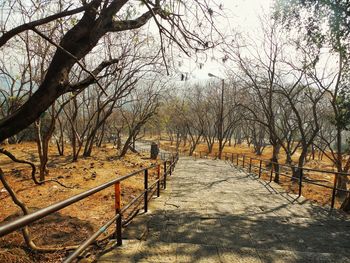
left=97, top=157, right=350, bottom=262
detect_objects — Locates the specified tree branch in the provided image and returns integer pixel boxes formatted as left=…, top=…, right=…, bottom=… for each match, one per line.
left=31, top=27, right=109, bottom=96
left=107, top=10, right=155, bottom=32
left=0, top=4, right=90, bottom=47
left=67, top=58, right=120, bottom=91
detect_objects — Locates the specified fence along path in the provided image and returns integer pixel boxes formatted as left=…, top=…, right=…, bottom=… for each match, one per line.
left=97, top=156, right=350, bottom=263
left=0, top=153, right=179, bottom=263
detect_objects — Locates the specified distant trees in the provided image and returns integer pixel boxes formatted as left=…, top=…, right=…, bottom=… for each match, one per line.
left=118, top=80, right=164, bottom=158
left=276, top=0, right=350, bottom=212
left=0, top=0, right=224, bottom=166
left=159, top=8, right=350, bottom=211
left=160, top=80, right=240, bottom=157
left=0, top=0, right=220, bottom=141
left=0, top=0, right=224, bottom=252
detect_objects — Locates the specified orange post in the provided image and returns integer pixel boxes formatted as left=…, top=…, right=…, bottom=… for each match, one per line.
left=115, top=182, right=121, bottom=210
left=114, top=182, right=122, bottom=245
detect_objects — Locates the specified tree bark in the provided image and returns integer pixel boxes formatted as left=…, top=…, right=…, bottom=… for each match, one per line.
left=271, top=142, right=281, bottom=183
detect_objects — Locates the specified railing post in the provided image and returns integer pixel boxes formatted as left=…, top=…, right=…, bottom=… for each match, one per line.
left=298, top=168, right=303, bottom=197
left=231, top=153, right=234, bottom=163
left=114, top=182, right=122, bottom=245
left=242, top=155, right=245, bottom=168
left=258, top=160, right=262, bottom=178
left=157, top=164, right=160, bottom=197
left=200, top=151, right=202, bottom=158
left=236, top=154, right=239, bottom=166
left=144, top=169, right=148, bottom=212
left=163, top=161, right=167, bottom=189
left=249, top=158, right=252, bottom=173
left=331, top=173, right=338, bottom=209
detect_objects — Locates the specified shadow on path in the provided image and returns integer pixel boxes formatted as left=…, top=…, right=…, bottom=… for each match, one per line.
left=97, top=157, right=350, bottom=263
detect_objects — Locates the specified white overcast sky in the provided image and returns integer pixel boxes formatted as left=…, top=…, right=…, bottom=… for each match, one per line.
left=182, top=0, right=274, bottom=81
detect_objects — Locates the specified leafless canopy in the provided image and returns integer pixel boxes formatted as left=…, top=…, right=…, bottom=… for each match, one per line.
left=0, top=0, right=222, bottom=141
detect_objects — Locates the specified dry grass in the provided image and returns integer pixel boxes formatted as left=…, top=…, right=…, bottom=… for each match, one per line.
left=0, top=142, right=160, bottom=262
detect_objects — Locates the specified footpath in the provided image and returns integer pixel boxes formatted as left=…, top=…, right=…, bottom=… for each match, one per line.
left=97, top=157, right=350, bottom=263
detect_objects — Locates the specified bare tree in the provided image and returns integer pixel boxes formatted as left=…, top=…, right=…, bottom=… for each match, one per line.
left=118, top=80, right=164, bottom=157
left=0, top=0, right=221, bottom=141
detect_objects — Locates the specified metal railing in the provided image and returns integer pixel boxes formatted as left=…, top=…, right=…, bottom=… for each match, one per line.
left=0, top=153, right=179, bottom=263
left=192, top=151, right=349, bottom=210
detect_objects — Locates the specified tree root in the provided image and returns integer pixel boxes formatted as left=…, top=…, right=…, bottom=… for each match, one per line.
left=0, top=148, right=74, bottom=188
left=0, top=168, right=78, bottom=252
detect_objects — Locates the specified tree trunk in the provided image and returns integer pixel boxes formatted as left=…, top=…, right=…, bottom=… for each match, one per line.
left=83, top=129, right=97, bottom=157
left=285, top=152, right=293, bottom=165
left=340, top=193, right=350, bottom=212
left=218, top=140, right=223, bottom=159
left=208, top=143, right=214, bottom=154
left=292, top=148, right=307, bottom=180
left=71, top=131, right=78, bottom=162
left=35, top=107, right=56, bottom=181
left=97, top=122, right=105, bottom=147
left=311, top=144, right=315, bottom=160
left=116, top=131, right=122, bottom=150
left=271, top=143, right=280, bottom=183
left=337, top=176, right=348, bottom=197
left=335, top=129, right=347, bottom=197
left=119, top=136, right=132, bottom=158
left=56, top=118, right=64, bottom=156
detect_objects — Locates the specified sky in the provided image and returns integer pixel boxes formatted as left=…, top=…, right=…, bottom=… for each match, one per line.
left=179, top=0, right=274, bottom=81
left=0, top=0, right=275, bottom=86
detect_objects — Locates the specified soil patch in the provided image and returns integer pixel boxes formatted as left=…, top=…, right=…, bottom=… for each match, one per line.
left=0, top=142, right=160, bottom=262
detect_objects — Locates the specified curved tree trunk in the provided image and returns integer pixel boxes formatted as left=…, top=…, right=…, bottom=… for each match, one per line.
left=292, top=148, right=307, bottom=181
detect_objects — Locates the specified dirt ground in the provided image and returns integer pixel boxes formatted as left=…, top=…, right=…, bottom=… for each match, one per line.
left=157, top=139, right=349, bottom=210
left=1, top=139, right=348, bottom=262
left=0, top=142, right=160, bottom=262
